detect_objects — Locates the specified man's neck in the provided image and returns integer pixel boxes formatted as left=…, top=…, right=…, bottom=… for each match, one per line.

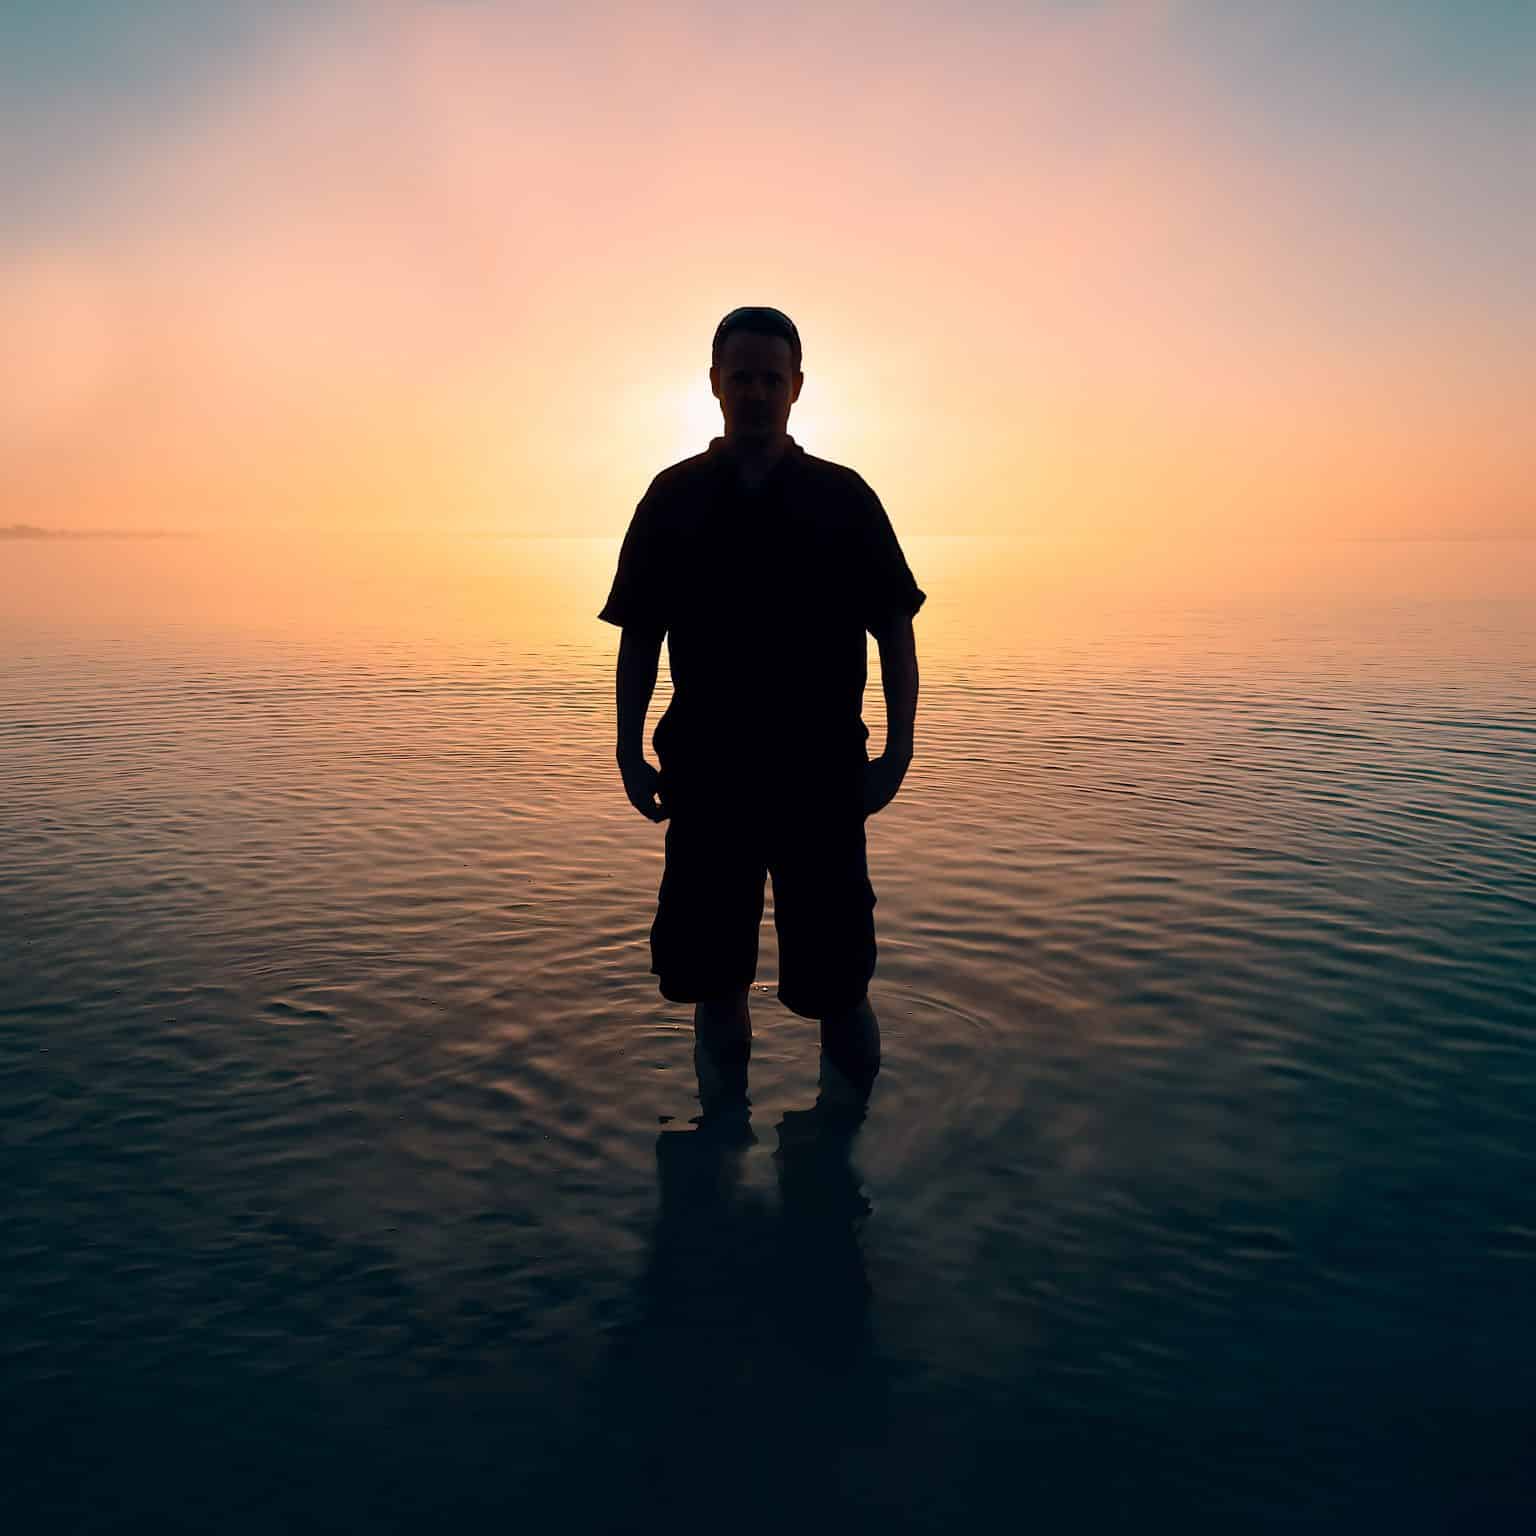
left=719, top=431, right=791, bottom=489
left=722, top=431, right=787, bottom=469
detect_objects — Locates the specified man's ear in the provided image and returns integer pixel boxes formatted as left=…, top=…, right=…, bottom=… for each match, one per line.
left=709, top=364, right=721, bottom=400
left=791, top=371, right=804, bottom=403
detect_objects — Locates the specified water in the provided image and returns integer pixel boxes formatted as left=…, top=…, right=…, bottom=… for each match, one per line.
left=3, top=532, right=1534, bottom=1531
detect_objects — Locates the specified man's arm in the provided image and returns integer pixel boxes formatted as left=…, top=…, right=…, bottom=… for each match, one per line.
left=615, top=623, right=666, bottom=764
left=870, top=613, right=918, bottom=758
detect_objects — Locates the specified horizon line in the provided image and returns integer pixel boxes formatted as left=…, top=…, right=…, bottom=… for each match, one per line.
left=5, top=525, right=1534, bottom=547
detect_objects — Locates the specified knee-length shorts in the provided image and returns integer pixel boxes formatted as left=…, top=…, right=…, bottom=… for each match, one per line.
left=649, top=759, right=878, bottom=1020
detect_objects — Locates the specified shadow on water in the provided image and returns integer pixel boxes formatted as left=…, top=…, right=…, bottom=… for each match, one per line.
left=580, top=1046, right=893, bottom=1527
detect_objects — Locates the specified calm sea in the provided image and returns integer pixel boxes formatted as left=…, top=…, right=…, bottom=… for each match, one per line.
left=3, top=532, right=1533, bottom=1532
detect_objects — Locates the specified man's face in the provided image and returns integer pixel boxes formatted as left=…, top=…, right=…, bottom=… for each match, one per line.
left=709, top=331, right=803, bottom=440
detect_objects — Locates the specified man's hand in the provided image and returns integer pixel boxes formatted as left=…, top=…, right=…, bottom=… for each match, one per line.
left=618, top=752, right=669, bottom=822
left=862, top=747, right=912, bottom=819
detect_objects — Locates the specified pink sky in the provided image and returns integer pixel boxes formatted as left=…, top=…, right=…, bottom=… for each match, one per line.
left=3, top=1, right=1530, bottom=540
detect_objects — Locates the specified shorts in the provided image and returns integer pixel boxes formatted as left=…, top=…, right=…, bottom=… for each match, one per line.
left=649, top=756, right=877, bottom=1020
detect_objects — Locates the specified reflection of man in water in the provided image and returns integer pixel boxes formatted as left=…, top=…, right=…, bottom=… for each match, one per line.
left=598, top=306, right=925, bottom=1100
left=585, top=1071, right=888, bottom=1524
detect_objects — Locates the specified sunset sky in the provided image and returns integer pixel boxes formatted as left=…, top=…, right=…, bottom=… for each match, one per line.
left=3, top=1, right=1531, bottom=541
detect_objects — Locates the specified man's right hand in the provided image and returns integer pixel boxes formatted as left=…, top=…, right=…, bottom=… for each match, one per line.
left=618, top=753, right=669, bottom=822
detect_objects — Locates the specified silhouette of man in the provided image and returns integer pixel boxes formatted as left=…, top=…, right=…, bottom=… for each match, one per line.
left=598, top=306, right=925, bottom=1100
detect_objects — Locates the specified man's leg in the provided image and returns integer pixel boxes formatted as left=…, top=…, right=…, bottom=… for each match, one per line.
left=695, top=986, right=752, bottom=1061
left=819, top=992, right=880, bottom=1090
left=693, top=986, right=752, bottom=1113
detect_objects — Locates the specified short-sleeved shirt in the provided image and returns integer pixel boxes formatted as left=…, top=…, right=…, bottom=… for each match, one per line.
left=598, top=435, right=926, bottom=778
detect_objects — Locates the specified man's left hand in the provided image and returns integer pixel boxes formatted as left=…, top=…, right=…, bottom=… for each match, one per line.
left=862, top=748, right=912, bottom=818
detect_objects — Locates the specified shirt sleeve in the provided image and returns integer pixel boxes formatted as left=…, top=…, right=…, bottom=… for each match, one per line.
left=597, top=486, right=668, bottom=633
left=851, top=475, right=926, bottom=632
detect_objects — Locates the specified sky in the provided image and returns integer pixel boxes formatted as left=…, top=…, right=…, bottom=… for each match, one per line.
left=2, top=0, right=1532, bottom=540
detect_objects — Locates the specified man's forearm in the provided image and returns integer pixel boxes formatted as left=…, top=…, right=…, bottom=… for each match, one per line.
left=877, top=625, right=919, bottom=755
left=615, top=629, right=661, bottom=761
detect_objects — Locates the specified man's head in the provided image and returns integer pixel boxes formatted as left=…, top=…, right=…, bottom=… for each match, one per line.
left=709, top=306, right=804, bottom=442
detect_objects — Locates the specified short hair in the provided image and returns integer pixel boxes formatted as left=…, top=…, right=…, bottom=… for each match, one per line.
left=711, top=306, right=802, bottom=373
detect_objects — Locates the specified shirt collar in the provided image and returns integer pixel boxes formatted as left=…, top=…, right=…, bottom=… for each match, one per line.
left=706, top=434, right=804, bottom=487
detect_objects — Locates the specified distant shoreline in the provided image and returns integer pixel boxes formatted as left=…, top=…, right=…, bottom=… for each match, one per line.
left=1, top=525, right=197, bottom=541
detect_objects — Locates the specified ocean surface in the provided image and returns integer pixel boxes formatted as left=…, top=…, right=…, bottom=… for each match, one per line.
left=3, top=531, right=1534, bottom=1532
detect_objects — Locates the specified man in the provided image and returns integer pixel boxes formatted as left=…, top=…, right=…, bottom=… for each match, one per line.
left=598, top=306, right=924, bottom=1106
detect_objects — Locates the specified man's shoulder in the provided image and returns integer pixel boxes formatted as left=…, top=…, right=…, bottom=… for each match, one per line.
left=793, top=453, right=883, bottom=538
left=642, top=451, right=717, bottom=509
left=794, top=449, right=872, bottom=501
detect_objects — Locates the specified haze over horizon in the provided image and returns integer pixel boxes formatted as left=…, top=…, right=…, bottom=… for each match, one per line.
left=4, top=1, right=1531, bottom=543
